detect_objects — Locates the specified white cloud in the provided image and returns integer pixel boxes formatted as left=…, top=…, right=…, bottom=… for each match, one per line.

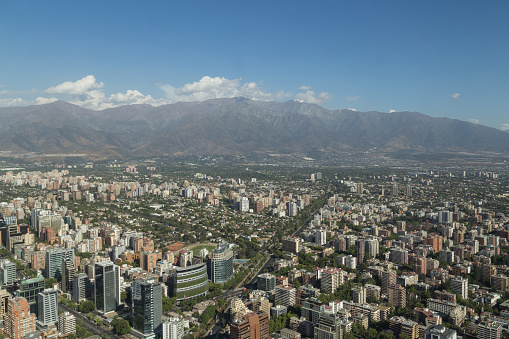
left=451, top=93, right=460, bottom=100
left=389, top=109, right=397, bottom=113
left=0, top=98, right=28, bottom=106
left=159, top=76, right=292, bottom=103
left=295, top=89, right=332, bottom=105
left=45, top=75, right=104, bottom=95
left=0, top=75, right=332, bottom=110
left=468, top=119, right=479, bottom=124
left=502, top=123, right=509, bottom=131
left=346, top=96, right=360, bottom=102
left=35, top=97, right=59, bottom=105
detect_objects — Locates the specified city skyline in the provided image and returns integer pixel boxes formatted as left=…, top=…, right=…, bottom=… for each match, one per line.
left=1, top=1, right=508, bottom=130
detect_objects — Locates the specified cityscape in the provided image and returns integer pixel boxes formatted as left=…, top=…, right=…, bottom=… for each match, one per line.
left=2, top=1, right=509, bottom=339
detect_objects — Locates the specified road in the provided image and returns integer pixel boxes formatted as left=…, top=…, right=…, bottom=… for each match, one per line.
left=58, top=303, right=120, bottom=339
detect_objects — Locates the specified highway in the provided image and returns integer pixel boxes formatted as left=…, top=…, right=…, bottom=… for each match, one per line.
left=58, top=303, right=120, bottom=339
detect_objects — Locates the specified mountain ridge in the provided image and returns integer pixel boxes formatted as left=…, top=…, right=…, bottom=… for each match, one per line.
left=1, top=98, right=508, bottom=158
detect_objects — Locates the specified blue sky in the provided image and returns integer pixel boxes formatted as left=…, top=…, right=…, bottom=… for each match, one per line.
left=1, top=1, right=508, bottom=130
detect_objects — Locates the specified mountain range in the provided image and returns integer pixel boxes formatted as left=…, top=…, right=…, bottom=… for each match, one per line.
left=1, top=98, right=508, bottom=158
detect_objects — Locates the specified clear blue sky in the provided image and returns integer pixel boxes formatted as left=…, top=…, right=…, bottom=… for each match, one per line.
left=1, top=1, right=508, bottom=130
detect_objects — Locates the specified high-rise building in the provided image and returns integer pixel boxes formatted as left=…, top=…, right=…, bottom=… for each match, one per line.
left=230, top=311, right=269, bottom=339
left=140, top=252, right=159, bottom=273
left=389, top=248, right=409, bottom=264
left=351, top=286, right=367, bottom=304
left=314, top=312, right=343, bottom=339
left=424, top=324, right=457, bottom=339
left=451, top=276, right=468, bottom=300
left=257, top=273, right=276, bottom=292
left=61, top=259, right=75, bottom=293
left=71, top=273, right=92, bottom=303
left=281, top=237, right=300, bottom=254
left=302, top=298, right=325, bottom=325
left=315, top=230, right=327, bottom=246
left=252, top=295, right=271, bottom=316
left=0, top=259, right=17, bottom=287
left=382, top=270, right=397, bottom=294
left=168, top=263, right=208, bottom=301
left=15, top=274, right=44, bottom=314
left=162, top=317, right=185, bottom=339
left=36, top=289, right=58, bottom=328
left=45, top=247, right=75, bottom=279
left=365, top=238, right=379, bottom=259
left=389, top=316, right=418, bottom=339
left=275, top=286, right=296, bottom=307
left=94, top=261, right=120, bottom=313
left=388, top=284, right=406, bottom=308
left=5, top=296, right=36, bottom=339
left=0, top=288, right=11, bottom=319
left=58, top=312, right=76, bottom=337
left=355, top=239, right=365, bottom=263
left=209, top=242, right=233, bottom=283
left=132, top=278, right=163, bottom=336
left=477, top=321, right=502, bottom=339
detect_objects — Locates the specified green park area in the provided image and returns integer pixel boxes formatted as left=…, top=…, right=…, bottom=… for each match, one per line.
left=192, top=244, right=217, bottom=256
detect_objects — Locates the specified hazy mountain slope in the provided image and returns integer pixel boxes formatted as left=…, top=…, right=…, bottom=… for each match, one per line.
left=1, top=98, right=508, bottom=157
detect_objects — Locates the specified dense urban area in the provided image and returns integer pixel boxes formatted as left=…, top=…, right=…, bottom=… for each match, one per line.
left=0, top=153, right=509, bottom=339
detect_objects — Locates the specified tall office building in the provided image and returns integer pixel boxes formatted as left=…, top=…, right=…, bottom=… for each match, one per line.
left=36, top=289, right=58, bottom=328
left=257, top=273, right=276, bottom=292
left=45, top=247, right=75, bottom=279
left=168, top=263, right=208, bottom=301
left=71, top=273, right=92, bottom=303
left=230, top=311, right=269, bottom=339
left=209, top=242, right=233, bottom=283
left=61, top=259, right=75, bottom=293
left=162, top=317, right=185, bottom=339
left=16, top=274, right=44, bottom=314
left=132, top=278, right=163, bottom=336
left=94, top=261, right=120, bottom=313
left=393, top=183, right=399, bottom=196
left=5, top=297, right=36, bottom=339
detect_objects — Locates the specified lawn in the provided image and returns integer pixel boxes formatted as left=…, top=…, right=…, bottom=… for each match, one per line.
left=192, top=244, right=217, bottom=256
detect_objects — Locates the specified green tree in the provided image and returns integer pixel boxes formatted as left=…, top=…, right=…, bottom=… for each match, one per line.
left=79, top=300, right=96, bottom=313
left=45, top=278, right=57, bottom=288
left=112, top=318, right=131, bottom=335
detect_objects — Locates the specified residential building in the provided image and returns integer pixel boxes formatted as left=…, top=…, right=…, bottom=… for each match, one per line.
left=0, top=259, right=16, bottom=286
left=382, top=269, right=397, bottom=294
left=282, top=237, right=300, bottom=254
left=301, top=297, right=325, bottom=325
left=36, top=289, right=58, bottom=329
left=230, top=311, right=269, bottom=339
left=388, top=284, right=406, bottom=308
left=5, top=297, right=36, bottom=339
left=162, top=317, right=185, bottom=339
left=351, top=285, right=366, bottom=304
left=275, top=286, right=296, bottom=307
left=424, top=324, right=457, bottom=339
left=477, top=321, right=502, bottom=339
left=314, top=312, right=343, bottom=339
left=58, top=312, right=76, bottom=337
